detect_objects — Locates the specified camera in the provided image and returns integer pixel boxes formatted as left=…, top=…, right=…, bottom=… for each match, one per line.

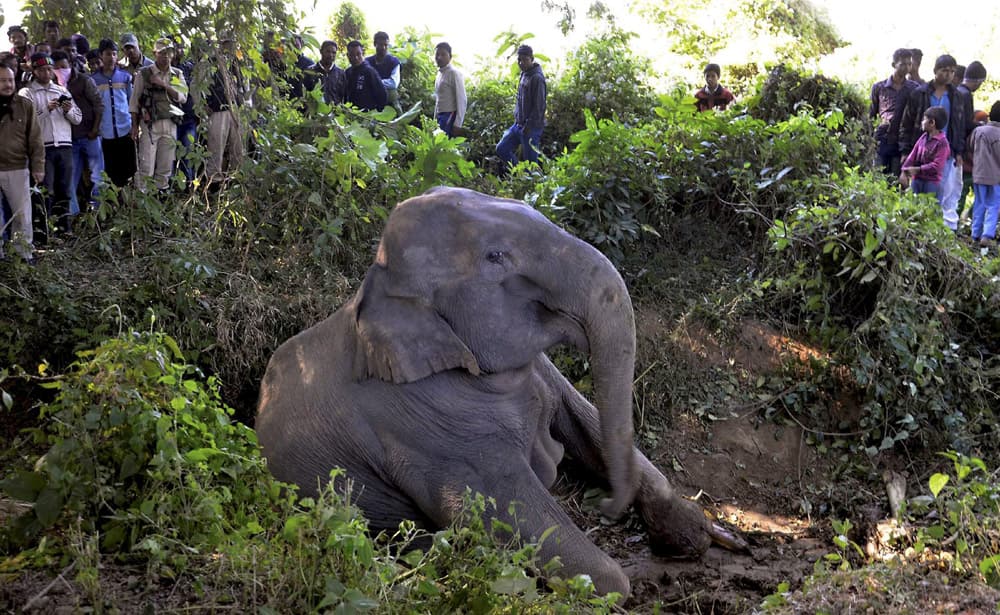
left=57, top=94, right=72, bottom=103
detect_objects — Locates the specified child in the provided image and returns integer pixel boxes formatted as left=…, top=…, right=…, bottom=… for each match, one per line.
left=694, top=63, right=735, bottom=112
left=967, top=101, right=1000, bottom=246
left=900, top=106, right=951, bottom=206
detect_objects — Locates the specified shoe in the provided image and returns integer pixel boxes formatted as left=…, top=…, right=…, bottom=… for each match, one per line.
left=981, top=237, right=993, bottom=248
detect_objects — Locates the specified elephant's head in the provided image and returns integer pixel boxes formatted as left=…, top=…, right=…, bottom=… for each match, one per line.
left=349, top=187, right=639, bottom=519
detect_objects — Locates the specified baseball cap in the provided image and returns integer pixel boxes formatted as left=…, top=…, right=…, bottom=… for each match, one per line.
left=153, top=37, right=174, bottom=53
left=30, top=53, right=53, bottom=69
left=120, top=33, right=139, bottom=49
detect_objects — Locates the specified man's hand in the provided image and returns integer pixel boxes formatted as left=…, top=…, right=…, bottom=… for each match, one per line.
left=60, top=99, right=73, bottom=113
left=47, top=98, right=60, bottom=111
left=87, top=129, right=99, bottom=140
left=955, top=154, right=964, bottom=168
left=130, top=124, right=140, bottom=140
left=31, top=170, right=45, bottom=184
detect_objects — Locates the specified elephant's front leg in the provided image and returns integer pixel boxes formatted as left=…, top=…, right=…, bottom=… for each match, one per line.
left=397, top=449, right=632, bottom=596
left=536, top=357, right=713, bottom=557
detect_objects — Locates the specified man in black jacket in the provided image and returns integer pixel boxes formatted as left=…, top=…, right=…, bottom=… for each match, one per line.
left=899, top=54, right=969, bottom=230
left=344, top=40, right=386, bottom=112
left=496, top=45, right=547, bottom=167
left=870, top=48, right=919, bottom=178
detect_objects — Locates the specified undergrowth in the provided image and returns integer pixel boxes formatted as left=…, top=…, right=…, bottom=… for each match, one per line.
left=0, top=332, right=621, bottom=613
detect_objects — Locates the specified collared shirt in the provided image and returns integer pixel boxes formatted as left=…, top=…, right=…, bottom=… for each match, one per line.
left=129, top=63, right=187, bottom=115
left=870, top=76, right=919, bottom=143
left=434, top=63, right=467, bottom=128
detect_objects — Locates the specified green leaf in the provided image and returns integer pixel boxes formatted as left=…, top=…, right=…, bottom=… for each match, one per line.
left=1, top=390, right=12, bottom=410
left=0, top=470, right=46, bottom=501
left=929, top=473, right=949, bottom=498
left=34, top=486, right=63, bottom=526
left=185, top=448, right=222, bottom=463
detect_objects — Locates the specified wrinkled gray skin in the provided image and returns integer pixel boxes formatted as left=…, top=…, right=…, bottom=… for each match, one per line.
left=255, top=187, right=711, bottom=596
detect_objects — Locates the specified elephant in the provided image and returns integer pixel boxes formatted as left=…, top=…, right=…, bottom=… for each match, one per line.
left=255, top=186, right=717, bottom=597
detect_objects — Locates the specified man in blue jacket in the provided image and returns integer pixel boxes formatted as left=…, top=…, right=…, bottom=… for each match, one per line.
left=345, top=40, right=386, bottom=112
left=496, top=45, right=546, bottom=167
left=92, top=39, right=135, bottom=189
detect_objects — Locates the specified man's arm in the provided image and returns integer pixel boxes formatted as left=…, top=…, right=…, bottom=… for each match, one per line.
left=85, top=76, right=104, bottom=138
left=24, top=104, right=46, bottom=182
left=369, top=67, right=387, bottom=110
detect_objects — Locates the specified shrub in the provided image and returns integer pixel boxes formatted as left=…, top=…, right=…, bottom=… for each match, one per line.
left=545, top=28, right=657, bottom=156
left=764, top=170, right=1000, bottom=451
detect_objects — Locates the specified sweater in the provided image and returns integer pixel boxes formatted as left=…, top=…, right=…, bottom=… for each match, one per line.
left=968, top=122, right=1000, bottom=185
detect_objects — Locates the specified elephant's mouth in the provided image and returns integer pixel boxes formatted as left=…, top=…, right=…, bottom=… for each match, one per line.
left=538, top=303, right=589, bottom=354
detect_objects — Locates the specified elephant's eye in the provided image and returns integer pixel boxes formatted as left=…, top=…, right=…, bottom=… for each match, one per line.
left=487, top=250, right=505, bottom=264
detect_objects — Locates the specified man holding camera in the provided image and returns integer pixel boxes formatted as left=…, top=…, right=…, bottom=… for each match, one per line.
left=19, top=52, right=81, bottom=235
left=129, top=37, right=186, bottom=193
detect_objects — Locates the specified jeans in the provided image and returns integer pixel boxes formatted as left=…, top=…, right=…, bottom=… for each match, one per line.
left=876, top=139, right=901, bottom=178
left=176, top=119, right=198, bottom=185
left=496, top=124, right=543, bottom=166
left=911, top=178, right=941, bottom=203
left=70, top=136, right=104, bottom=213
left=45, top=146, right=75, bottom=228
left=971, top=183, right=1000, bottom=240
left=939, top=156, right=961, bottom=230
left=436, top=112, right=457, bottom=137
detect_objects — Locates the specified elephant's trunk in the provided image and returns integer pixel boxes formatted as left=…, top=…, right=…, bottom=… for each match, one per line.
left=543, top=236, right=640, bottom=520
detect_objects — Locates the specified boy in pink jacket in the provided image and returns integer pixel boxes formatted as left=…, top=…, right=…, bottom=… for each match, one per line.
left=900, top=105, right=951, bottom=207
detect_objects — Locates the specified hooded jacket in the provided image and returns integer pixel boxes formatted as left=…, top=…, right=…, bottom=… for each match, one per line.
left=515, top=63, right=546, bottom=131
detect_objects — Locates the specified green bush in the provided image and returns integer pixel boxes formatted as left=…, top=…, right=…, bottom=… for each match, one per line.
left=545, top=28, right=657, bottom=156
left=764, top=170, right=1000, bottom=450
left=0, top=331, right=284, bottom=561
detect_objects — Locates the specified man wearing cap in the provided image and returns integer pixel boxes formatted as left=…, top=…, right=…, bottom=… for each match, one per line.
left=496, top=44, right=547, bottom=167
left=0, top=65, right=45, bottom=261
left=118, top=33, right=152, bottom=79
left=366, top=32, right=400, bottom=111
left=957, top=61, right=988, bottom=218
left=19, top=53, right=82, bottom=233
left=129, top=37, right=187, bottom=192
left=93, top=39, right=135, bottom=190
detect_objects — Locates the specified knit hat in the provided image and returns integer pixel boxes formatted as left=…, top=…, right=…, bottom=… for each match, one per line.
left=966, top=61, right=987, bottom=81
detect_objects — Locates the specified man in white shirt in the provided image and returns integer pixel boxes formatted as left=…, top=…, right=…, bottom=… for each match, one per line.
left=433, top=42, right=466, bottom=137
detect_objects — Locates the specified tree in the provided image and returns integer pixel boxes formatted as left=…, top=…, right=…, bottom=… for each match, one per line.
left=639, top=0, right=844, bottom=68
left=329, top=2, right=368, bottom=53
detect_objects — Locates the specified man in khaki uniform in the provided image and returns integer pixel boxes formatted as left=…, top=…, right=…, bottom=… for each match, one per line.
left=129, top=37, right=186, bottom=192
left=0, top=66, right=45, bottom=261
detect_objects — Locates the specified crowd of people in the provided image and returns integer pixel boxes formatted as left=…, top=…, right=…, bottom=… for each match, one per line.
left=5, top=22, right=994, bottom=264
left=871, top=48, right=1000, bottom=247
left=0, top=22, right=549, bottom=263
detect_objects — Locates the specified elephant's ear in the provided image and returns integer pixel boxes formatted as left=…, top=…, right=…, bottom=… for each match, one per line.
left=351, top=266, right=480, bottom=384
